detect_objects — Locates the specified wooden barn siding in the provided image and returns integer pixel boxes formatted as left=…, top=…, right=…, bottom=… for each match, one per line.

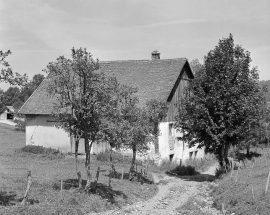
left=165, top=69, right=190, bottom=122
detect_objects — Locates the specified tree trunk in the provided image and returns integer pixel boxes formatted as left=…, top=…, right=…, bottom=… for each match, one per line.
left=224, top=142, right=230, bottom=171
left=74, top=138, right=82, bottom=188
left=217, top=145, right=224, bottom=167
left=75, top=138, right=79, bottom=172
left=84, top=133, right=92, bottom=189
left=154, top=123, right=159, bottom=154
left=129, top=145, right=137, bottom=180
left=217, top=143, right=230, bottom=170
left=110, top=147, right=116, bottom=176
left=246, top=145, right=250, bottom=156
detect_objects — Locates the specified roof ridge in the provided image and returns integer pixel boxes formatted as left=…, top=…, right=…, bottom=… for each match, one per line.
left=100, top=58, right=187, bottom=64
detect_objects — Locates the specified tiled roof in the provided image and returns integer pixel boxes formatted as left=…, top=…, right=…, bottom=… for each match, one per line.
left=19, top=58, right=190, bottom=115
left=6, top=106, right=14, bottom=113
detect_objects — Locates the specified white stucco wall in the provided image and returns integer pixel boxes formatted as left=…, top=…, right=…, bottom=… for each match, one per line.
left=25, top=115, right=109, bottom=154
left=158, top=121, right=205, bottom=163
left=0, top=112, right=7, bottom=120
left=26, top=115, right=71, bottom=152
left=74, top=138, right=109, bottom=154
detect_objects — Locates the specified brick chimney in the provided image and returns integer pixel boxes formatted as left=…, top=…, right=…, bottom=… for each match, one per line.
left=151, top=50, right=160, bottom=60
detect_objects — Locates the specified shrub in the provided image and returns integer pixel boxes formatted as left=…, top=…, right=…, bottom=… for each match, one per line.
left=20, top=145, right=60, bottom=154
left=171, top=165, right=198, bottom=176
left=96, top=150, right=110, bottom=162
left=17, top=145, right=65, bottom=159
left=14, top=118, right=26, bottom=132
left=184, top=154, right=217, bottom=173
left=155, top=160, right=178, bottom=172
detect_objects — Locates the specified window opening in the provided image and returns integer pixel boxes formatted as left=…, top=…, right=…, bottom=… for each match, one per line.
left=169, top=154, right=174, bottom=162
left=194, top=150, right=198, bottom=159
left=189, top=151, right=193, bottom=159
left=169, top=123, right=173, bottom=136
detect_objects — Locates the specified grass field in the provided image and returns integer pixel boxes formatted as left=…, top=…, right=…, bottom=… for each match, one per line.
left=212, top=147, right=270, bottom=215
left=0, top=124, right=158, bottom=214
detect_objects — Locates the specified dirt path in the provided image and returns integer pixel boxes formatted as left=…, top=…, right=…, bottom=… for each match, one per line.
left=92, top=164, right=222, bottom=215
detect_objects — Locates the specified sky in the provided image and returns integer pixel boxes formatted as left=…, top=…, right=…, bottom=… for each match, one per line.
left=0, top=0, right=270, bottom=90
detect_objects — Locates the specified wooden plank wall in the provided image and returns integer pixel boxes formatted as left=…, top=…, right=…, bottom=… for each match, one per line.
left=165, top=69, right=190, bottom=122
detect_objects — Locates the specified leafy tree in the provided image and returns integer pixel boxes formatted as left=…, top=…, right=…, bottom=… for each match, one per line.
left=46, top=47, right=121, bottom=188
left=123, top=104, right=153, bottom=179
left=0, top=74, right=45, bottom=113
left=189, top=59, right=204, bottom=75
left=19, top=74, right=45, bottom=104
left=146, top=99, right=168, bottom=153
left=1, top=87, right=21, bottom=108
left=175, top=34, right=267, bottom=167
left=0, top=50, right=27, bottom=85
left=101, top=84, right=137, bottom=174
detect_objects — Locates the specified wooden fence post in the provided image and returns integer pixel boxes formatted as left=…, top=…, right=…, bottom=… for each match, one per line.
left=141, top=165, right=143, bottom=185
left=60, top=179, right=63, bottom=199
left=265, top=170, right=270, bottom=194
left=77, top=171, right=82, bottom=188
left=121, top=167, right=124, bottom=185
left=21, top=171, right=32, bottom=205
left=109, top=176, right=111, bottom=188
left=235, top=169, right=239, bottom=184
left=251, top=185, right=255, bottom=202
left=96, top=167, right=100, bottom=182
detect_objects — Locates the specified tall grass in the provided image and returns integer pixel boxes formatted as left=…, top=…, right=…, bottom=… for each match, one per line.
left=96, top=150, right=133, bottom=164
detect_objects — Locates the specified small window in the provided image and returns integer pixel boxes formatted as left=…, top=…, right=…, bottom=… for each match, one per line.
left=194, top=151, right=198, bottom=158
left=169, top=123, right=173, bottom=136
left=189, top=151, right=193, bottom=159
left=169, top=154, right=174, bottom=161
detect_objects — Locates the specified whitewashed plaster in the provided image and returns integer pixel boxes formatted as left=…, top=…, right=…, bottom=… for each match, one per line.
left=158, top=121, right=204, bottom=163
left=25, top=115, right=108, bottom=154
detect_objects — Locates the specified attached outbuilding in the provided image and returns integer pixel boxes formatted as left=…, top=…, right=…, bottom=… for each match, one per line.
left=0, top=106, right=15, bottom=120
left=18, top=51, right=205, bottom=162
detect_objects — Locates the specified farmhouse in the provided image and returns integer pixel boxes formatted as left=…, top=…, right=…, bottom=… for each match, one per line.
left=18, top=51, right=204, bottom=162
left=0, top=106, right=15, bottom=120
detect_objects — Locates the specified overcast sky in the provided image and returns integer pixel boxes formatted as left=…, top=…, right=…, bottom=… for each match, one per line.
left=1, top=0, right=269, bottom=90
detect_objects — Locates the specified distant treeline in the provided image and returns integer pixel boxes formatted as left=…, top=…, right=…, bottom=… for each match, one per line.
left=0, top=74, right=45, bottom=113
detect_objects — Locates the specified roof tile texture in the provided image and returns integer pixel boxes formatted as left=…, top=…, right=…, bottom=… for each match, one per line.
left=19, top=58, right=187, bottom=115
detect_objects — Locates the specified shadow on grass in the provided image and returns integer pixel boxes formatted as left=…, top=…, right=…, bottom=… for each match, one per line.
left=107, top=171, right=154, bottom=184
left=236, top=151, right=262, bottom=160
left=91, top=183, right=127, bottom=203
left=59, top=179, right=127, bottom=204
